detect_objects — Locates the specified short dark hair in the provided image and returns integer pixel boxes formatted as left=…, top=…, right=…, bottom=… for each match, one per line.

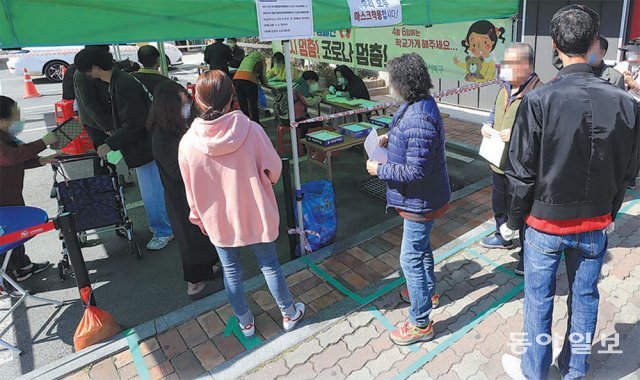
left=227, top=38, right=237, bottom=43
left=74, top=47, right=114, bottom=72
left=147, top=81, right=192, bottom=136
left=598, top=36, right=608, bottom=52
left=386, top=53, right=433, bottom=103
left=215, top=38, right=224, bottom=43
left=550, top=5, right=599, bottom=57
left=84, top=44, right=110, bottom=52
left=301, top=71, right=319, bottom=82
left=138, top=45, right=160, bottom=68
left=0, top=95, right=17, bottom=120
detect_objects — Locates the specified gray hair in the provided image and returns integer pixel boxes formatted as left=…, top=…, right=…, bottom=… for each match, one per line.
left=505, top=43, right=535, bottom=66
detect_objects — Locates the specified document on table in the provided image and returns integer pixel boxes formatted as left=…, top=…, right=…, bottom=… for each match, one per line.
left=478, top=128, right=506, bottom=167
left=364, top=128, right=388, bottom=164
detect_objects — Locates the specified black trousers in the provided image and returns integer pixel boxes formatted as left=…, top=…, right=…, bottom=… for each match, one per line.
left=233, top=79, right=260, bottom=124
left=491, top=171, right=525, bottom=251
left=6, top=244, right=32, bottom=277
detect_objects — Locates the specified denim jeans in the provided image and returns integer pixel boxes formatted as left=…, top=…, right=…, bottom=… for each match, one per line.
left=522, top=227, right=607, bottom=380
left=135, top=161, right=173, bottom=238
left=399, top=218, right=436, bottom=328
left=216, top=242, right=294, bottom=323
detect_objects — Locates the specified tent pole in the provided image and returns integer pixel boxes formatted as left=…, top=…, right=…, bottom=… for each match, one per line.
left=283, top=40, right=306, bottom=256
left=157, top=41, right=169, bottom=76
left=520, top=0, right=527, bottom=43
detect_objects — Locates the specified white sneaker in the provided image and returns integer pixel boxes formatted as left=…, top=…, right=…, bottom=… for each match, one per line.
left=283, top=302, right=306, bottom=332
left=146, top=235, right=174, bottom=250
left=502, top=354, right=526, bottom=380
left=239, top=317, right=255, bottom=338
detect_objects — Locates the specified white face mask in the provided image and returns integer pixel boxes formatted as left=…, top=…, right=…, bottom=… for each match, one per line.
left=181, top=103, right=191, bottom=119
left=7, top=120, right=25, bottom=136
left=228, top=43, right=236, bottom=49
left=389, top=86, right=403, bottom=102
left=337, top=77, right=347, bottom=86
left=500, top=67, right=514, bottom=82
left=629, top=52, right=640, bottom=62
left=309, top=82, right=319, bottom=92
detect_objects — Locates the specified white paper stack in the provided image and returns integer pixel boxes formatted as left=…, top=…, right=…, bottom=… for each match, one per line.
left=479, top=127, right=506, bottom=167
left=364, top=128, right=388, bottom=164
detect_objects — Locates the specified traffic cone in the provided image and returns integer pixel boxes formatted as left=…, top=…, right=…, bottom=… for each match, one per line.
left=23, top=68, right=42, bottom=99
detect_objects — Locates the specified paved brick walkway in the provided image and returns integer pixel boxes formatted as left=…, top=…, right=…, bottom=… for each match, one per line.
left=59, top=189, right=640, bottom=380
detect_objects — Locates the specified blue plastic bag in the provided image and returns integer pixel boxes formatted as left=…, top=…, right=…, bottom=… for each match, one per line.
left=257, top=86, right=267, bottom=110
left=294, top=180, right=337, bottom=254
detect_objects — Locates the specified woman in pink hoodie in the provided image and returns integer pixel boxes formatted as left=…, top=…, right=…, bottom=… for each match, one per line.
left=178, top=70, right=304, bottom=337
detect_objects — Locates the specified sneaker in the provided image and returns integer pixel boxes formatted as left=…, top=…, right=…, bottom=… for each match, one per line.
left=514, top=253, right=524, bottom=276
left=390, top=320, right=435, bottom=346
left=238, top=317, right=255, bottom=338
left=480, top=235, right=514, bottom=250
left=502, top=354, right=526, bottom=380
left=16, top=261, right=50, bottom=281
left=283, top=302, right=306, bottom=332
left=399, top=288, right=440, bottom=308
left=146, top=235, right=174, bottom=251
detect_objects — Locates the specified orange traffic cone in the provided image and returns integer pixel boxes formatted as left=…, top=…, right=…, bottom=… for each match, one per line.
left=23, top=68, right=42, bottom=99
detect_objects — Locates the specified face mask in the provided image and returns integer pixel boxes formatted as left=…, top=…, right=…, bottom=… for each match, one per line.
left=337, top=77, right=347, bottom=86
left=587, top=52, right=598, bottom=66
left=629, top=52, right=639, bottom=62
left=389, top=86, right=403, bottom=102
left=309, top=82, right=319, bottom=92
left=229, top=43, right=236, bottom=49
left=7, top=120, right=25, bottom=136
left=499, top=67, right=514, bottom=82
left=181, top=103, right=191, bottom=119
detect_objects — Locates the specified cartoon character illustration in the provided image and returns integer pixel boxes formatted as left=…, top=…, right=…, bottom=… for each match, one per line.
left=464, top=56, right=485, bottom=82
left=453, top=20, right=506, bottom=82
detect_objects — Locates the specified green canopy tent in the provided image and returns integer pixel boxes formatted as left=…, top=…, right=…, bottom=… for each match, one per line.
left=0, top=0, right=519, bottom=255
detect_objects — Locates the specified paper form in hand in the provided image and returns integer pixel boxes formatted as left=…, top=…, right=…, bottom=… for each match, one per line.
left=478, top=127, right=506, bottom=167
left=364, top=128, right=388, bottom=164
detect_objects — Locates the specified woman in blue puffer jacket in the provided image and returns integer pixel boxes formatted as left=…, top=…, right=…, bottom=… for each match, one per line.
left=366, top=53, right=451, bottom=346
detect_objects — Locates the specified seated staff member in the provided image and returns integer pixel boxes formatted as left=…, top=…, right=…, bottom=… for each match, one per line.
left=292, top=71, right=323, bottom=137
left=329, top=65, right=371, bottom=100
left=266, top=52, right=298, bottom=82
left=0, top=96, right=59, bottom=283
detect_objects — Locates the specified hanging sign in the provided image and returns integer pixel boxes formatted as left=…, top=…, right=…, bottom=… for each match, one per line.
left=255, top=0, right=314, bottom=41
left=347, top=0, right=402, bottom=27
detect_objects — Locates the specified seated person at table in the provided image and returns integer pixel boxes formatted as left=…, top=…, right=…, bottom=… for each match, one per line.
left=293, top=71, right=324, bottom=137
left=329, top=65, right=371, bottom=100
left=267, top=52, right=298, bottom=82
left=0, top=96, right=59, bottom=283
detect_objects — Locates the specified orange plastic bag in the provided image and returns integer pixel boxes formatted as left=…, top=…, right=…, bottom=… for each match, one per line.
left=73, top=287, right=121, bottom=351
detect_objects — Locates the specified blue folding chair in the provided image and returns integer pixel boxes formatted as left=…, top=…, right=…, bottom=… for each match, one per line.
left=0, top=206, right=62, bottom=355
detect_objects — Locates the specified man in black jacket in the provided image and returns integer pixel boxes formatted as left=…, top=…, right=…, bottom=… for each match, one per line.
left=500, top=6, right=640, bottom=380
left=203, top=38, right=233, bottom=76
left=75, top=48, right=174, bottom=251
left=133, top=45, right=170, bottom=95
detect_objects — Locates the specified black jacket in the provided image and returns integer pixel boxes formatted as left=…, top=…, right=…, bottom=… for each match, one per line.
left=74, top=69, right=113, bottom=132
left=506, top=64, right=640, bottom=230
left=133, top=70, right=170, bottom=96
left=229, top=46, right=245, bottom=69
left=204, top=42, right=233, bottom=74
left=337, top=75, right=371, bottom=100
left=106, top=69, right=154, bottom=168
left=62, top=64, right=77, bottom=100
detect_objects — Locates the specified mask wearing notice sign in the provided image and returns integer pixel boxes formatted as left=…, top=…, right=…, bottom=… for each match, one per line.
left=255, top=0, right=314, bottom=41
left=348, top=0, right=402, bottom=28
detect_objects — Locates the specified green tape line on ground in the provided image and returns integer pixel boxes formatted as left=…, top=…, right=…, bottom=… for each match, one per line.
left=124, top=328, right=151, bottom=380
left=368, top=306, right=419, bottom=353
left=223, top=316, right=263, bottom=350
left=394, top=281, right=525, bottom=380
left=466, top=248, right=519, bottom=278
left=300, top=256, right=367, bottom=304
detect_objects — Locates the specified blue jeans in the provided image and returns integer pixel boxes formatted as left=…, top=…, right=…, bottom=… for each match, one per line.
left=135, top=161, right=173, bottom=238
left=399, top=218, right=436, bottom=328
left=522, top=227, right=607, bottom=380
left=216, top=242, right=294, bottom=323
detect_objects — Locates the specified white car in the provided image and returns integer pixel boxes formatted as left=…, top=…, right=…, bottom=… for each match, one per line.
left=5, top=43, right=183, bottom=82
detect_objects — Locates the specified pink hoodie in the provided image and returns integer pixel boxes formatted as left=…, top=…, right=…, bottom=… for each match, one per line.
left=178, top=111, right=282, bottom=248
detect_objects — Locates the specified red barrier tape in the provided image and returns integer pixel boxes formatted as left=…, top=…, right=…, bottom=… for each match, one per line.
left=0, top=221, right=56, bottom=246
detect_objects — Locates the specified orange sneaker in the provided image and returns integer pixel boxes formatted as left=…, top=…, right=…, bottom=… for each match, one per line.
left=400, top=288, right=440, bottom=309
left=390, top=320, right=435, bottom=346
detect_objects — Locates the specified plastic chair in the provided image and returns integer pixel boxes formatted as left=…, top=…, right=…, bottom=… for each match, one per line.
left=0, top=206, right=62, bottom=355
left=276, top=123, right=302, bottom=156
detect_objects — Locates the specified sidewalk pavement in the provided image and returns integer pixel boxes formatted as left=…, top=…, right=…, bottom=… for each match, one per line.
left=55, top=186, right=640, bottom=380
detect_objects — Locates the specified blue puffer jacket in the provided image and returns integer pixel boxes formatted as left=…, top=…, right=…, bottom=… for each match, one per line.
left=377, top=96, right=451, bottom=214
